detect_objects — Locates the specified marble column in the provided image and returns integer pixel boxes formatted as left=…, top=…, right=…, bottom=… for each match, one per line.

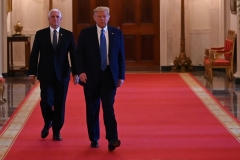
left=0, top=0, right=7, bottom=77
left=0, top=1, right=3, bottom=77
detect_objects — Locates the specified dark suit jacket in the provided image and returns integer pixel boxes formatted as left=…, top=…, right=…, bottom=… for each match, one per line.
left=76, top=25, right=125, bottom=88
left=28, top=27, right=78, bottom=82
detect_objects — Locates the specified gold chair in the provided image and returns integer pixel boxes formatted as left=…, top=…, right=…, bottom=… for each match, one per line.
left=204, top=30, right=236, bottom=83
left=0, top=78, right=6, bottom=104
left=0, top=78, right=7, bottom=121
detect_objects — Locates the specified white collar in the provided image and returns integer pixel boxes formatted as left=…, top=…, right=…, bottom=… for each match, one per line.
left=50, top=27, right=60, bottom=33
left=96, top=25, right=107, bottom=33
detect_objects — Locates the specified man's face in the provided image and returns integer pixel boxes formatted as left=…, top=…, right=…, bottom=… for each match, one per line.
left=93, top=11, right=110, bottom=29
left=48, top=11, right=62, bottom=29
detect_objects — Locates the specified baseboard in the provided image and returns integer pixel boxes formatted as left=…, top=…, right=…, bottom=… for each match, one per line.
left=161, top=66, right=205, bottom=72
left=235, top=78, right=240, bottom=85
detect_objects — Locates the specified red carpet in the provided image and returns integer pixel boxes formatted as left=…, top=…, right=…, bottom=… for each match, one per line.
left=1, top=73, right=240, bottom=160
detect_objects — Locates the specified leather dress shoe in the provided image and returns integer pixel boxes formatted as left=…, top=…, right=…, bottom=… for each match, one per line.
left=53, top=135, right=62, bottom=141
left=108, top=139, right=121, bottom=151
left=41, top=122, right=52, bottom=138
left=90, top=141, right=99, bottom=148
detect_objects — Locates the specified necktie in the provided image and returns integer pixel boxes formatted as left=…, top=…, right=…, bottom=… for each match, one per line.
left=53, top=30, right=57, bottom=49
left=100, top=29, right=107, bottom=71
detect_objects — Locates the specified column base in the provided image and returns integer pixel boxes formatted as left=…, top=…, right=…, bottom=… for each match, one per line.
left=234, top=72, right=240, bottom=78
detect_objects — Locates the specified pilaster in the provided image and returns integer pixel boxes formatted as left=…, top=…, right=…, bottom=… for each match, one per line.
left=0, top=0, right=7, bottom=77
left=233, top=1, right=240, bottom=81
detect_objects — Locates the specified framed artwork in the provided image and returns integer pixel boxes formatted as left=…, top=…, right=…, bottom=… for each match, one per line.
left=230, top=0, right=237, bottom=14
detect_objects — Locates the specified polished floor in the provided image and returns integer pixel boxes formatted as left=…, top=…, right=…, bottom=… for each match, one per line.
left=0, top=71, right=240, bottom=130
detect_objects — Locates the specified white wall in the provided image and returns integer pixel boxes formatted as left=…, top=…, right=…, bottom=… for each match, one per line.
left=1, top=0, right=7, bottom=76
left=160, top=0, right=225, bottom=67
left=5, top=0, right=72, bottom=71
left=229, top=8, right=238, bottom=32
left=230, top=0, right=240, bottom=78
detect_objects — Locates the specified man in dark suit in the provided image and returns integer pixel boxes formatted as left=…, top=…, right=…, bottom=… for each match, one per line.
left=28, top=9, right=79, bottom=141
left=76, top=6, right=125, bottom=151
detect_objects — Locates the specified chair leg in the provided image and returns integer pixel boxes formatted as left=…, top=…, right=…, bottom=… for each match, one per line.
left=204, top=64, right=208, bottom=78
left=204, top=63, right=210, bottom=79
left=225, top=68, right=230, bottom=80
left=208, top=67, right=213, bottom=83
left=225, top=68, right=233, bottom=81
left=229, top=68, right=233, bottom=80
left=229, top=71, right=233, bottom=80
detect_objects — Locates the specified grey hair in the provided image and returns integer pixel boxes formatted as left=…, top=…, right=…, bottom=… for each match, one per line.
left=48, top=9, right=62, bottom=17
left=93, top=6, right=110, bottom=15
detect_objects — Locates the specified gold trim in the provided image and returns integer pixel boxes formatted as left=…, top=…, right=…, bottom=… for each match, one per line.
left=0, top=84, right=40, bottom=159
left=7, top=0, right=12, bottom=13
left=180, top=73, right=240, bottom=143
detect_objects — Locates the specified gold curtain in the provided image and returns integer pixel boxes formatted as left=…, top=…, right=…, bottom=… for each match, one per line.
left=49, top=0, right=53, bottom=11
left=7, top=0, right=12, bottom=12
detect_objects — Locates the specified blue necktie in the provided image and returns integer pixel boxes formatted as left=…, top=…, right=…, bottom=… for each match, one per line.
left=53, top=30, right=57, bottom=49
left=100, top=29, right=107, bottom=71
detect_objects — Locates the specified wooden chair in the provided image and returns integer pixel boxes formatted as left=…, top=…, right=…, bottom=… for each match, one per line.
left=0, top=78, right=6, bottom=103
left=0, top=78, right=7, bottom=120
left=204, top=30, right=236, bottom=83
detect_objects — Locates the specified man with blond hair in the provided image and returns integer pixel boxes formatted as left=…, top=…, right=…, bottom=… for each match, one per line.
left=76, top=6, right=125, bottom=151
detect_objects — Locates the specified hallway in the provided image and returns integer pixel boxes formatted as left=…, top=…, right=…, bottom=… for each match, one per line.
left=1, top=71, right=240, bottom=130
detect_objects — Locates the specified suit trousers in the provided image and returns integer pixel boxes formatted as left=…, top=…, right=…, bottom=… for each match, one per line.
left=84, top=66, right=118, bottom=142
left=39, top=76, right=69, bottom=135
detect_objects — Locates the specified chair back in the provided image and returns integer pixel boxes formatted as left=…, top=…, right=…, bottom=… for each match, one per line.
left=225, top=30, right=236, bottom=63
left=203, top=30, right=236, bottom=82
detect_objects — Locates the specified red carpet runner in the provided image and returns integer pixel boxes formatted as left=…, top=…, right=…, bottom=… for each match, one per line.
left=1, top=73, right=240, bottom=160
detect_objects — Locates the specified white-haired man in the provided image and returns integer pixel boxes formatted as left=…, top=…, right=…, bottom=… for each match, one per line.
left=28, top=9, right=79, bottom=141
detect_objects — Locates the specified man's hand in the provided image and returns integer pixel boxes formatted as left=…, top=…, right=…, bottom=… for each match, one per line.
left=28, top=75, right=37, bottom=85
left=79, top=73, right=87, bottom=83
left=117, top=79, right=124, bottom=87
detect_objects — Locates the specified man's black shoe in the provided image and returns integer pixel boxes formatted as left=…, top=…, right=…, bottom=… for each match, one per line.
left=90, top=141, right=99, bottom=148
left=53, top=135, right=62, bottom=141
left=41, top=130, right=49, bottom=138
left=41, top=122, right=52, bottom=138
left=108, top=139, right=121, bottom=151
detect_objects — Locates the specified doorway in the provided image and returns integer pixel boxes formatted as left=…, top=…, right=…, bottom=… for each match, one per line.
left=72, top=0, right=160, bottom=71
